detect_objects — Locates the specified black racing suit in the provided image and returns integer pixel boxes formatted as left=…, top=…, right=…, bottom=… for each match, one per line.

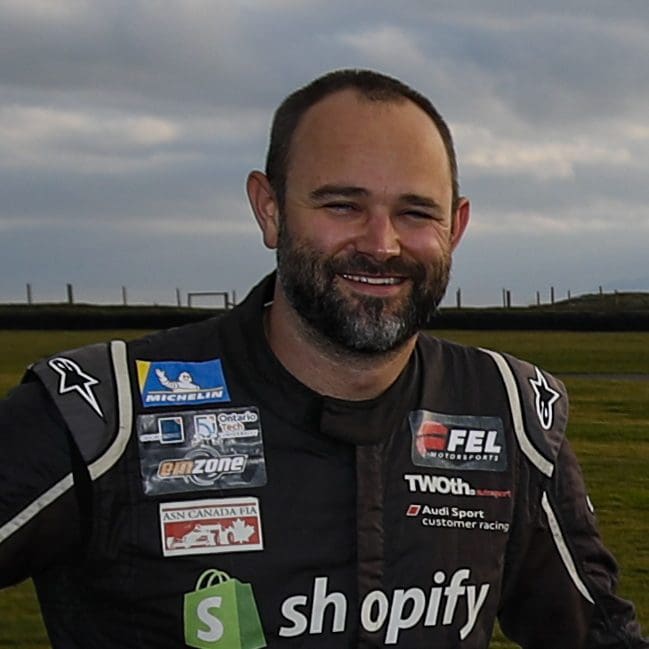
left=0, top=274, right=647, bottom=648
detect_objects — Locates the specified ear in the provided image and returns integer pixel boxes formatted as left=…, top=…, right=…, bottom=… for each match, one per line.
left=246, top=171, right=280, bottom=249
left=450, top=197, right=470, bottom=251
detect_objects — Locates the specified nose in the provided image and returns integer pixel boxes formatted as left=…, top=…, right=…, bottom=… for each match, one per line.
left=354, top=209, right=401, bottom=261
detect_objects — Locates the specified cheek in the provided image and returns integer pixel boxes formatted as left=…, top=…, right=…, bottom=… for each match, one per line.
left=401, top=230, right=451, bottom=261
left=298, top=221, right=358, bottom=255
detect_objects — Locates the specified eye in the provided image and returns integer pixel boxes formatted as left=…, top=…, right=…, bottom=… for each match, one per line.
left=323, top=202, right=359, bottom=214
left=402, top=203, right=449, bottom=223
left=403, top=209, right=438, bottom=221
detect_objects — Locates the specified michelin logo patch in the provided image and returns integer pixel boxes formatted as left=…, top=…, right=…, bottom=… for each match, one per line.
left=137, top=359, right=230, bottom=407
left=410, top=411, right=507, bottom=472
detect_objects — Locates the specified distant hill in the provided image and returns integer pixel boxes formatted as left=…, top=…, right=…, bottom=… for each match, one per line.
left=0, top=303, right=227, bottom=330
left=538, top=292, right=649, bottom=311
left=431, top=291, right=649, bottom=330
left=1, top=292, right=649, bottom=330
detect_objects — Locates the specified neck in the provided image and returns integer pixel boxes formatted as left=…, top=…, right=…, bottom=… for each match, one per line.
left=265, top=285, right=416, bottom=401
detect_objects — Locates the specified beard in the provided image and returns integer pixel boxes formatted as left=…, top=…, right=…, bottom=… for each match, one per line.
left=276, top=222, right=452, bottom=354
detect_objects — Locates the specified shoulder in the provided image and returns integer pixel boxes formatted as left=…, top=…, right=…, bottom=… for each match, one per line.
left=127, top=315, right=223, bottom=359
left=26, top=340, right=131, bottom=474
left=24, top=314, right=225, bottom=475
left=417, top=332, right=493, bottom=368
left=481, top=346, right=568, bottom=477
left=419, top=333, right=568, bottom=477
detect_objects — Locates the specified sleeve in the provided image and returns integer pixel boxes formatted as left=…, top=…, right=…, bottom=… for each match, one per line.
left=0, top=380, right=87, bottom=587
left=489, top=353, right=648, bottom=649
left=1, top=339, right=130, bottom=588
left=499, top=439, right=648, bottom=649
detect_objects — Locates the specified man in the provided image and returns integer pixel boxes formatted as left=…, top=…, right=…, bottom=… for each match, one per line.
left=0, top=69, right=646, bottom=648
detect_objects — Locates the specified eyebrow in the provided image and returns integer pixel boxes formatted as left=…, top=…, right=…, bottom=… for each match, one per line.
left=309, top=185, right=443, bottom=212
left=309, top=185, right=370, bottom=201
left=399, top=193, right=445, bottom=214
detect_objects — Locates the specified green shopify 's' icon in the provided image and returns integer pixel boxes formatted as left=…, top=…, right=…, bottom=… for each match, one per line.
left=184, top=569, right=266, bottom=649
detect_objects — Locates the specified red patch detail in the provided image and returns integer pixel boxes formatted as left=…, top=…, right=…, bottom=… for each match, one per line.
left=406, top=504, right=421, bottom=517
left=416, top=420, right=449, bottom=454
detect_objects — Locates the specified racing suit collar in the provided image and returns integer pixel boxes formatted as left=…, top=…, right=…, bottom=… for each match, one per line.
left=222, top=272, right=422, bottom=445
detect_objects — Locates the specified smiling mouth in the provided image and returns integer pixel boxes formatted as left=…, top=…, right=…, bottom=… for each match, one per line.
left=340, top=273, right=405, bottom=286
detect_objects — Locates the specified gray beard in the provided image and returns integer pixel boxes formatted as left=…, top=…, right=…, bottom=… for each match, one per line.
left=276, top=222, right=451, bottom=355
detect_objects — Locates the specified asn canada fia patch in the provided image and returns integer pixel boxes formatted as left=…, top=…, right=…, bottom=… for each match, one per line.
left=160, top=497, right=263, bottom=557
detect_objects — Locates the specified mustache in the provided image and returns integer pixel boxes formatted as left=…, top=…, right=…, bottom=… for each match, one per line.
left=328, top=254, right=426, bottom=280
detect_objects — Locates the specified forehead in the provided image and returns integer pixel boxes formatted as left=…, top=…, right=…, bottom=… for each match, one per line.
left=286, top=89, right=453, bottom=204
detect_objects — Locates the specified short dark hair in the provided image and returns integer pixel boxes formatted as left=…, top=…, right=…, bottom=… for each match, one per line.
left=265, top=68, right=460, bottom=212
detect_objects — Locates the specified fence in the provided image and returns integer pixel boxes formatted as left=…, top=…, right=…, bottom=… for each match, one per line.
left=20, top=284, right=238, bottom=309
left=12, top=283, right=649, bottom=310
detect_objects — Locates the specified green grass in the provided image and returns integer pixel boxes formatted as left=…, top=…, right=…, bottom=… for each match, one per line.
left=1, top=329, right=648, bottom=648
left=433, top=329, right=649, bottom=374
left=561, top=377, right=649, bottom=628
left=0, top=329, right=150, bottom=397
left=0, top=581, right=48, bottom=648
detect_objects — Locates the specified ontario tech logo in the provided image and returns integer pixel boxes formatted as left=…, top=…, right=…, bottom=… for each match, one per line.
left=137, top=359, right=230, bottom=408
left=410, top=411, right=507, bottom=472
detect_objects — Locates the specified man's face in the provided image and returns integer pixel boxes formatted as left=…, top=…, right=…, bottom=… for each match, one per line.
left=276, top=218, right=451, bottom=353
left=273, top=90, right=466, bottom=353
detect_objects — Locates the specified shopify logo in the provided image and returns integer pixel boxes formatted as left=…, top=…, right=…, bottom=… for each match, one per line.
left=279, top=569, right=490, bottom=644
left=194, top=597, right=225, bottom=643
left=184, top=569, right=266, bottom=649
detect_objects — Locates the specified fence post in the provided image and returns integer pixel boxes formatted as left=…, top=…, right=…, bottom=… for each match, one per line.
left=26, top=283, right=33, bottom=305
left=550, top=286, right=555, bottom=305
left=456, top=288, right=461, bottom=309
left=176, top=288, right=182, bottom=307
left=66, top=283, right=74, bottom=305
left=122, top=286, right=128, bottom=306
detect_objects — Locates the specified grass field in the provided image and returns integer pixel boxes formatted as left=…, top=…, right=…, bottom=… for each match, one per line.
left=1, top=329, right=648, bottom=648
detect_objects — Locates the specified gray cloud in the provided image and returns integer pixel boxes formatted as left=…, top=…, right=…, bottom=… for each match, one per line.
left=1, top=0, right=648, bottom=306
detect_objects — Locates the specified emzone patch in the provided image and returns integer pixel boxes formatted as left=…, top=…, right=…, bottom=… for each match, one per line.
left=137, top=406, right=266, bottom=496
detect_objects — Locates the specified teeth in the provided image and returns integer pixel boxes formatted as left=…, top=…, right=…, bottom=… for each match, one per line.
left=341, top=274, right=402, bottom=285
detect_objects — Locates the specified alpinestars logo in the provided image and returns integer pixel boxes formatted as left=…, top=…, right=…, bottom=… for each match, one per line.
left=48, top=357, right=103, bottom=418
left=529, top=367, right=560, bottom=430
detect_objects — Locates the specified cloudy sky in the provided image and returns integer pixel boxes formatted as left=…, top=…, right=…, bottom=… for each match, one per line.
left=1, top=0, right=648, bottom=307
